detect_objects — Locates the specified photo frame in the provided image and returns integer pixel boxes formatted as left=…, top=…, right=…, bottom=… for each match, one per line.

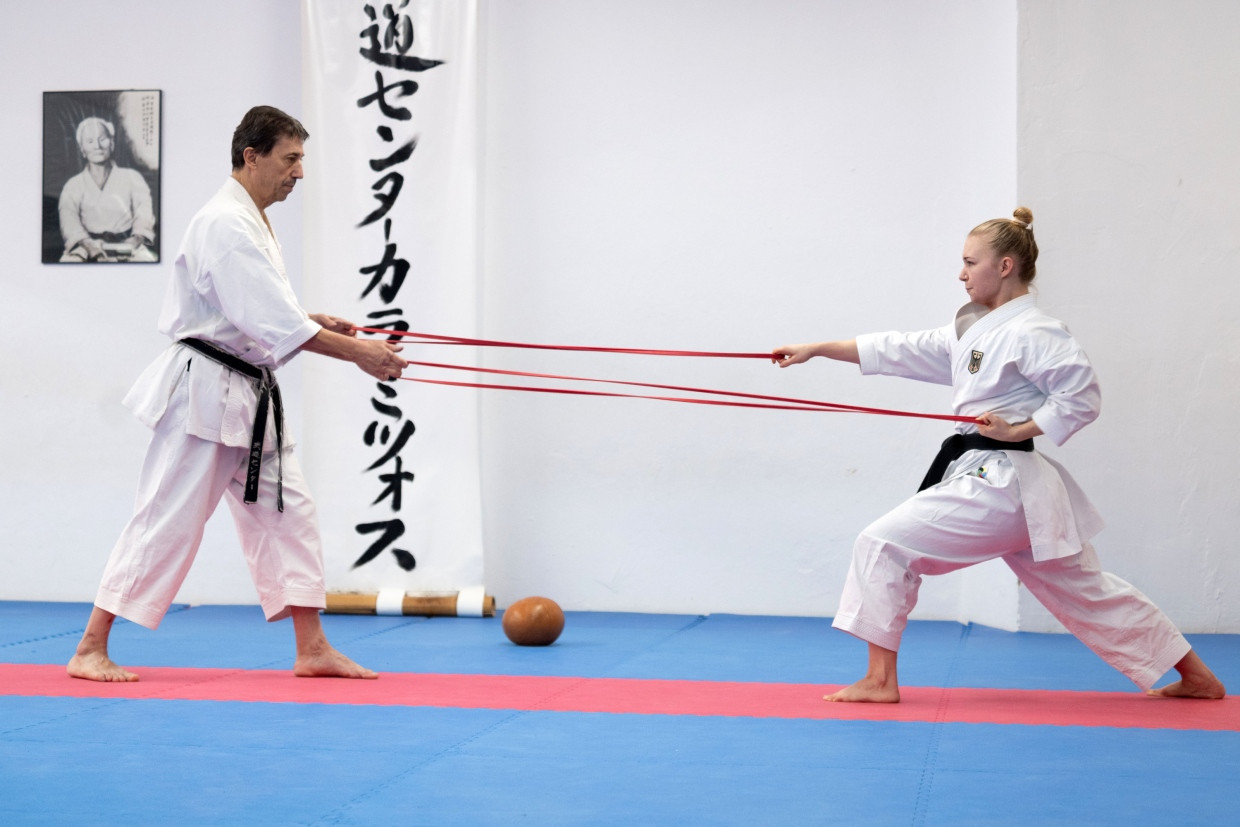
left=42, top=89, right=162, bottom=264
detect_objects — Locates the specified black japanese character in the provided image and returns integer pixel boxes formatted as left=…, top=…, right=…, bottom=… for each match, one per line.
left=373, top=455, right=415, bottom=511
left=358, top=70, right=419, bottom=121
left=360, top=3, right=444, bottom=72
left=359, top=240, right=410, bottom=303
left=366, top=419, right=415, bottom=471
left=358, top=171, right=403, bottom=227
left=352, top=518, right=415, bottom=570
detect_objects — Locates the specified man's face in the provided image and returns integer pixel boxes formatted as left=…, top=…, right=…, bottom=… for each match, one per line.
left=250, top=136, right=305, bottom=208
left=79, top=122, right=113, bottom=164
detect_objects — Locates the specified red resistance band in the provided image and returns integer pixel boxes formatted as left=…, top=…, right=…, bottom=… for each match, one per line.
left=352, top=327, right=775, bottom=359
left=352, top=327, right=977, bottom=424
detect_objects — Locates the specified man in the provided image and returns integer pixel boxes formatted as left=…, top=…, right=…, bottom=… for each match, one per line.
left=68, top=106, right=407, bottom=682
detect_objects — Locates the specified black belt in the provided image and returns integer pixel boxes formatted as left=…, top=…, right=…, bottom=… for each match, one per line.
left=179, top=338, right=284, bottom=512
left=917, top=432, right=1034, bottom=492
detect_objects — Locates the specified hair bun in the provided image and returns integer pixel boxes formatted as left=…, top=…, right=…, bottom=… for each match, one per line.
left=1012, top=206, right=1034, bottom=228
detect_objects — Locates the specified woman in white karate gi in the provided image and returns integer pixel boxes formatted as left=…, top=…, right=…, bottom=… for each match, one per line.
left=773, top=208, right=1224, bottom=703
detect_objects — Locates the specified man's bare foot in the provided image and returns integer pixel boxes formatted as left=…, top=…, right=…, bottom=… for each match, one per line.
left=824, top=677, right=900, bottom=703
left=290, top=605, right=378, bottom=678
left=1147, top=650, right=1225, bottom=699
left=67, top=650, right=139, bottom=682
left=293, top=646, right=378, bottom=679
left=67, top=607, right=138, bottom=682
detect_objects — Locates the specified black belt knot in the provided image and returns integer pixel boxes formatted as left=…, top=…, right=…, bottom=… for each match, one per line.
left=917, top=432, right=1034, bottom=492
left=179, top=337, right=285, bottom=512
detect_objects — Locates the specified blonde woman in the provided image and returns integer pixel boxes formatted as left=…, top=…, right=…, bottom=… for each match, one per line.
left=774, top=208, right=1224, bottom=703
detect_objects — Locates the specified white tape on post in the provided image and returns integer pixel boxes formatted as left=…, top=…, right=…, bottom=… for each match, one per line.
left=455, top=585, right=486, bottom=617
left=375, top=588, right=406, bottom=616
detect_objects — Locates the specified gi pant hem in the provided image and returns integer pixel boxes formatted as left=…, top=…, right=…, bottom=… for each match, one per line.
left=94, top=589, right=167, bottom=631
left=1127, top=634, right=1192, bottom=692
left=831, top=613, right=903, bottom=652
left=262, top=587, right=327, bottom=623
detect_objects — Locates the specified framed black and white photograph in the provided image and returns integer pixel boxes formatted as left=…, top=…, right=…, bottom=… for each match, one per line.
left=42, top=89, right=162, bottom=264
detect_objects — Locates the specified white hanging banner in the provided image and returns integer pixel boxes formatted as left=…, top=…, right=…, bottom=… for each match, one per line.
left=301, top=0, right=484, bottom=595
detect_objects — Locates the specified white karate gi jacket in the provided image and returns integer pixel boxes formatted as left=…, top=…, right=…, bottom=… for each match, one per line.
left=856, top=294, right=1105, bottom=561
left=123, top=178, right=321, bottom=449
left=58, top=164, right=157, bottom=249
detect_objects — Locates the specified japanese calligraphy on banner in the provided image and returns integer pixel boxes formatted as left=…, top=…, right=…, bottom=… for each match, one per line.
left=301, top=0, right=484, bottom=595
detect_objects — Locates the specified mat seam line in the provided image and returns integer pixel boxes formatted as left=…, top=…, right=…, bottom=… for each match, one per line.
left=309, top=707, right=535, bottom=825
left=910, top=622, right=972, bottom=826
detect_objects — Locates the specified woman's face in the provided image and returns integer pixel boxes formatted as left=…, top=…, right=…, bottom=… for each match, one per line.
left=958, top=233, right=1011, bottom=309
left=78, top=122, right=113, bottom=164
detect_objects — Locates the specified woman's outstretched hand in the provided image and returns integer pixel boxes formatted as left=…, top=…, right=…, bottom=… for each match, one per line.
left=770, top=340, right=860, bottom=367
left=771, top=344, right=814, bottom=367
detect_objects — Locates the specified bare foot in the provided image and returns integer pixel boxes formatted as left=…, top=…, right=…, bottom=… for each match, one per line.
left=67, top=650, right=139, bottom=682
left=68, top=606, right=139, bottom=682
left=290, top=606, right=378, bottom=678
left=293, top=646, right=378, bottom=679
left=824, top=642, right=901, bottom=703
left=1147, top=650, right=1225, bottom=699
left=824, top=677, right=900, bottom=703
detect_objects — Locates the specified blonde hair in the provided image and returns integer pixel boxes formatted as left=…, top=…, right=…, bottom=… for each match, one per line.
left=970, top=207, right=1039, bottom=284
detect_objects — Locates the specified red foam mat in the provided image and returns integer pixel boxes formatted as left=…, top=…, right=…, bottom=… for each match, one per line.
left=4, top=663, right=1236, bottom=731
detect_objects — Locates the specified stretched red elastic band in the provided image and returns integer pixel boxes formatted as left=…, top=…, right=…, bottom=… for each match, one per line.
left=402, top=360, right=976, bottom=423
left=354, top=327, right=976, bottom=423
left=352, top=327, right=775, bottom=359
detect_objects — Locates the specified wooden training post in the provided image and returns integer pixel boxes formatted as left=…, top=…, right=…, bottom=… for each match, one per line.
left=325, top=588, right=496, bottom=617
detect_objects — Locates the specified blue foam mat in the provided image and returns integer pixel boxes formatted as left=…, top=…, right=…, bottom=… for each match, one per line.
left=10, top=600, right=1237, bottom=689
left=3, top=601, right=1239, bottom=825
left=4, top=696, right=1238, bottom=825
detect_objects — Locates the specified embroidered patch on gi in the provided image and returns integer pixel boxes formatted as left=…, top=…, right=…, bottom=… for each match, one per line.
left=968, top=350, right=984, bottom=374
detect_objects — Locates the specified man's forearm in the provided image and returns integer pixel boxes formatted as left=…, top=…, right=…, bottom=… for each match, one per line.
left=301, top=328, right=366, bottom=362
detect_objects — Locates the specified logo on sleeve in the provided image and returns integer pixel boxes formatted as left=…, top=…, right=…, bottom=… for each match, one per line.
left=968, top=350, right=984, bottom=374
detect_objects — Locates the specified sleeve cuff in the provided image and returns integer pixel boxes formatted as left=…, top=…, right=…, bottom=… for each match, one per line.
left=271, top=318, right=323, bottom=366
left=856, top=334, right=881, bottom=375
left=1031, top=408, right=1072, bottom=447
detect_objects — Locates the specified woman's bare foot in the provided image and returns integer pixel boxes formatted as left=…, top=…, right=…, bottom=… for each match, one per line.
left=1147, top=650, right=1225, bottom=699
left=824, top=641, right=901, bottom=703
left=824, top=677, right=900, bottom=703
left=67, top=649, right=139, bottom=682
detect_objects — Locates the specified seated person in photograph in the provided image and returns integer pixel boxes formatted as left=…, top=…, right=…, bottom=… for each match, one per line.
left=58, top=116, right=157, bottom=262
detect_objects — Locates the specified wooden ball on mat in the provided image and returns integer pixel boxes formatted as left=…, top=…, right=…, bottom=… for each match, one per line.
left=502, top=596, right=565, bottom=646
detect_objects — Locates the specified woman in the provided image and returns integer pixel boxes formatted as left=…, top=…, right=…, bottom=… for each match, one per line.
left=773, top=208, right=1224, bottom=703
left=58, top=117, right=157, bottom=262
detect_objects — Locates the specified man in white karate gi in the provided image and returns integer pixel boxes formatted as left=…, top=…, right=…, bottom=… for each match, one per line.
left=68, top=106, right=408, bottom=682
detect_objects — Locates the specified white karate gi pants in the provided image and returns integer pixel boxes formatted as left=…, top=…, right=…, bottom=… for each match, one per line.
left=833, top=451, right=1191, bottom=690
left=95, top=373, right=326, bottom=630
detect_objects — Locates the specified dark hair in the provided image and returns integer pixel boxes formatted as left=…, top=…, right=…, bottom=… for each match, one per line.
left=230, top=106, right=309, bottom=170
left=969, top=206, right=1039, bottom=284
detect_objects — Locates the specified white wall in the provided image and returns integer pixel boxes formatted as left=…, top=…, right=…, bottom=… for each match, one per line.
left=2, top=1, right=1236, bottom=633
left=478, top=0, right=1019, bottom=620
left=1014, top=0, right=1240, bottom=632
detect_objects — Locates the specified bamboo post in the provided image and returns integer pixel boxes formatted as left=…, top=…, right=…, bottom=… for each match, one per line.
left=325, top=590, right=496, bottom=617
